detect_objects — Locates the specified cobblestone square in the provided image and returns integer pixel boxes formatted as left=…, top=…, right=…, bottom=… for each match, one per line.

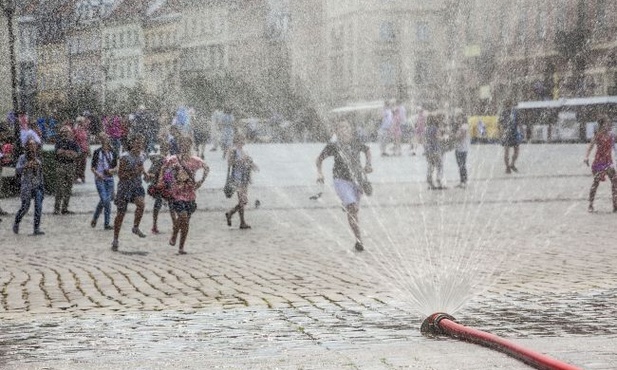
left=1, top=143, right=616, bottom=369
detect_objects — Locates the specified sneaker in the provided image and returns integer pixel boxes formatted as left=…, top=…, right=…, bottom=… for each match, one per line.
left=91, top=220, right=96, bottom=228
left=151, top=227, right=160, bottom=234
left=588, top=205, right=594, bottom=213
left=354, top=242, right=364, bottom=252
left=0, top=208, right=8, bottom=216
left=510, top=165, right=519, bottom=173
left=104, top=225, right=114, bottom=230
left=178, top=249, right=187, bottom=255
left=33, top=230, right=45, bottom=236
left=61, top=210, right=75, bottom=215
left=132, top=227, right=146, bottom=238
left=111, top=240, right=119, bottom=252
left=12, top=223, right=19, bottom=234
left=53, top=210, right=61, bottom=215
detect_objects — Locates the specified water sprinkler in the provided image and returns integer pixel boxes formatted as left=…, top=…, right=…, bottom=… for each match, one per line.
left=421, top=313, right=581, bottom=370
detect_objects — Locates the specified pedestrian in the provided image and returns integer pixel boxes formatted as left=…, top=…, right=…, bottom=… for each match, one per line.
left=161, top=136, right=209, bottom=254
left=111, top=134, right=150, bottom=252
left=414, top=107, right=426, bottom=155
left=104, top=115, right=123, bottom=154
left=147, top=140, right=171, bottom=234
left=453, top=115, right=471, bottom=188
left=54, top=125, right=81, bottom=215
left=499, top=101, right=523, bottom=174
left=379, top=101, right=393, bottom=156
left=209, top=109, right=223, bottom=152
left=220, top=107, right=235, bottom=159
left=225, top=134, right=258, bottom=230
left=391, top=101, right=405, bottom=156
left=192, top=112, right=208, bottom=159
left=584, top=115, right=617, bottom=213
left=73, top=116, right=91, bottom=184
left=90, top=132, right=118, bottom=230
left=13, top=138, right=45, bottom=235
left=425, top=114, right=446, bottom=190
left=316, top=120, right=373, bottom=252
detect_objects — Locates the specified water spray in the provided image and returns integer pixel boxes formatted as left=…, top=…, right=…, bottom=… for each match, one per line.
left=421, top=313, right=581, bottom=370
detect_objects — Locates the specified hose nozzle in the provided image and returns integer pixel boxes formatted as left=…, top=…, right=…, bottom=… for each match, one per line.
left=420, top=312, right=456, bottom=336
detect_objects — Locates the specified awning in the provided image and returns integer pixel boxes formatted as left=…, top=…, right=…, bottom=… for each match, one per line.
left=330, top=101, right=385, bottom=114
left=517, top=96, right=617, bottom=110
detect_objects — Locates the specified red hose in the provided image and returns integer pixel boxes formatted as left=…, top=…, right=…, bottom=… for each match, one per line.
left=423, top=313, right=581, bottom=370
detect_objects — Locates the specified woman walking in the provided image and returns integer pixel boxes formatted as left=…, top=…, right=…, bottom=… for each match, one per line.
left=225, top=135, right=258, bottom=230
left=584, top=115, right=617, bottom=213
left=90, top=132, right=118, bottom=230
left=425, top=115, right=445, bottom=190
left=160, top=136, right=209, bottom=254
left=111, top=134, right=149, bottom=252
left=13, top=138, right=45, bottom=235
left=453, top=115, right=470, bottom=188
left=316, top=121, right=372, bottom=252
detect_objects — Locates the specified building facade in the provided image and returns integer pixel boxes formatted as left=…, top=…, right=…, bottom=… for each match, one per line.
left=450, top=0, right=617, bottom=114
left=143, top=0, right=181, bottom=109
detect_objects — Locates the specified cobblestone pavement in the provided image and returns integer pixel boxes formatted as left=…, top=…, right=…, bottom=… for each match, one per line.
left=1, top=143, right=616, bottom=369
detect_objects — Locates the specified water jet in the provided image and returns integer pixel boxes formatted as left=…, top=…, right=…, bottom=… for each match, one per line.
left=421, top=312, right=581, bottom=370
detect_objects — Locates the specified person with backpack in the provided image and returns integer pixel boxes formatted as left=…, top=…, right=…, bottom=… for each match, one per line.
left=499, top=101, right=523, bottom=174
left=224, top=134, right=258, bottom=230
left=13, top=138, right=45, bottom=235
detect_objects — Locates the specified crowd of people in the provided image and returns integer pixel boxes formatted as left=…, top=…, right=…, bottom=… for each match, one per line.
left=1, top=100, right=615, bottom=254
left=0, top=106, right=259, bottom=255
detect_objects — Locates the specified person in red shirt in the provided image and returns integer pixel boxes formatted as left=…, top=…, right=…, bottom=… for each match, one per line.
left=584, top=115, right=617, bottom=213
left=159, top=136, right=209, bottom=254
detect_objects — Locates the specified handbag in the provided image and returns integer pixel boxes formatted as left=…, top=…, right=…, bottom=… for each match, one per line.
left=223, top=166, right=235, bottom=198
left=148, top=183, right=171, bottom=199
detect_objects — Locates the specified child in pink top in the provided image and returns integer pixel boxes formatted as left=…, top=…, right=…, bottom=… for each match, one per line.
left=159, top=136, right=209, bottom=254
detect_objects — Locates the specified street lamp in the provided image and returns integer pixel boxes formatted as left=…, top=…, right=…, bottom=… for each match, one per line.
left=2, top=0, right=20, bottom=154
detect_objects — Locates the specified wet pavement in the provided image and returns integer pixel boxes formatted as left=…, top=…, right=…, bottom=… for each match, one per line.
left=1, top=143, right=616, bottom=369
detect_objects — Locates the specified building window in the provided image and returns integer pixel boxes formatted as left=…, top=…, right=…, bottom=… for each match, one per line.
left=414, top=60, right=428, bottom=84
left=380, top=60, right=395, bottom=86
left=379, top=21, right=396, bottom=42
left=555, top=2, right=567, bottom=32
left=535, top=7, right=547, bottom=40
left=416, top=21, right=430, bottom=42
left=596, top=0, right=607, bottom=30
left=517, top=10, right=527, bottom=44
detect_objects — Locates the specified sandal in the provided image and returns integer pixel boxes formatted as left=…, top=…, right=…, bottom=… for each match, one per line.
left=132, top=227, right=146, bottom=238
